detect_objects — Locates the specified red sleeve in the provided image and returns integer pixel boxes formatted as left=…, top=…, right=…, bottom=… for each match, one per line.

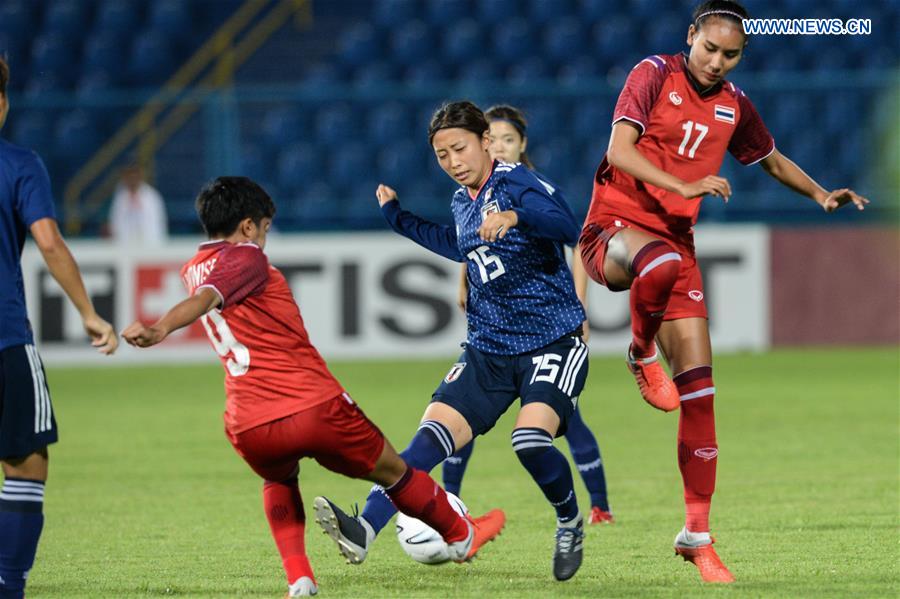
left=198, top=243, right=269, bottom=308
left=729, top=91, right=775, bottom=165
left=612, top=56, right=668, bottom=135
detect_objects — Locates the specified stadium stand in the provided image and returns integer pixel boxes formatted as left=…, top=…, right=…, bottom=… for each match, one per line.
left=1, top=0, right=896, bottom=234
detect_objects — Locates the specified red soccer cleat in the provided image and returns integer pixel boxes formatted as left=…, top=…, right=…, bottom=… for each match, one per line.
left=626, top=346, right=680, bottom=412
left=452, top=508, right=506, bottom=562
left=674, top=528, right=735, bottom=583
left=588, top=506, right=615, bottom=524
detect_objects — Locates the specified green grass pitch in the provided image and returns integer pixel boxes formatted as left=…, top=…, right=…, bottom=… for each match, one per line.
left=23, top=347, right=898, bottom=597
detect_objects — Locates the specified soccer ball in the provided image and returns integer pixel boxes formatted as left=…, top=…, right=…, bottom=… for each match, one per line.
left=395, top=492, right=468, bottom=565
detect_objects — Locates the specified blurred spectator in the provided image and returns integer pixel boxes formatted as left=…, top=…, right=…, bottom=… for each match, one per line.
left=108, top=162, right=168, bottom=245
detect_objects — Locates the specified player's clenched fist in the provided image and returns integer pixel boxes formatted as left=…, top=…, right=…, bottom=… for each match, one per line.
left=375, top=184, right=398, bottom=207
left=121, top=321, right=167, bottom=348
left=478, top=210, right=518, bottom=242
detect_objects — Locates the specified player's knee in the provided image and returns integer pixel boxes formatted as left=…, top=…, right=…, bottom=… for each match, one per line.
left=631, top=240, right=681, bottom=286
left=511, top=427, right=554, bottom=462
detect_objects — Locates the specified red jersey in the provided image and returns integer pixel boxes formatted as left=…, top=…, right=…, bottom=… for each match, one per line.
left=181, top=240, right=344, bottom=434
left=587, top=53, right=774, bottom=248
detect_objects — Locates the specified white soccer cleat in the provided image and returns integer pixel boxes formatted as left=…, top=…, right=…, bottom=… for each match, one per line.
left=445, top=519, right=474, bottom=562
left=287, top=576, right=318, bottom=597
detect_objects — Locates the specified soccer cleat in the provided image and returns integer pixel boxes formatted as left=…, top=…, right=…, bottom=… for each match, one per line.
left=626, top=345, right=679, bottom=412
left=448, top=508, right=506, bottom=562
left=588, top=506, right=614, bottom=524
left=553, top=516, right=584, bottom=581
left=673, top=527, right=735, bottom=583
left=313, top=496, right=372, bottom=565
left=287, top=576, right=318, bottom=597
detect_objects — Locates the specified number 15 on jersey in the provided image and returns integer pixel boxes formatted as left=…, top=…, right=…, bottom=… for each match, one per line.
left=467, top=245, right=506, bottom=283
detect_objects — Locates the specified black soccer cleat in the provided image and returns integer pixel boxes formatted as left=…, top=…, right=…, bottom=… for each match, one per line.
left=313, top=496, right=371, bottom=565
left=553, top=516, right=584, bottom=581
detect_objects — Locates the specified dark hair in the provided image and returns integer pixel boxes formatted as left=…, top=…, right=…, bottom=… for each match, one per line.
left=485, top=104, right=534, bottom=169
left=428, top=101, right=489, bottom=145
left=195, top=176, right=276, bottom=238
left=693, top=0, right=750, bottom=39
left=0, top=56, right=8, bottom=96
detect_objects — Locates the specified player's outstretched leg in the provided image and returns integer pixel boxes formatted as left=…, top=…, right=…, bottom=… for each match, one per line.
left=564, top=407, right=613, bottom=524
left=262, top=477, right=318, bottom=597
left=512, top=427, right=584, bottom=581
left=671, top=366, right=733, bottom=583
left=315, top=426, right=503, bottom=566
left=626, top=241, right=681, bottom=412
left=358, top=420, right=457, bottom=541
left=314, top=468, right=505, bottom=565
left=442, top=440, right=474, bottom=497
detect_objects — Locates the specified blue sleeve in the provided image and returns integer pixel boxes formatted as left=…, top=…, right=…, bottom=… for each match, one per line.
left=16, top=152, right=56, bottom=226
left=506, top=168, right=580, bottom=246
left=380, top=200, right=463, bottom=262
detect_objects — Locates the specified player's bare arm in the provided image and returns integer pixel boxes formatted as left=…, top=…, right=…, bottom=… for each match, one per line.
left=607, top=121, right=732, bottom=201
left=122, top=287, right=221, bottom=348
left=759, top=150, right=870, bottom=212
left=30, top=217, right=118, bottom=355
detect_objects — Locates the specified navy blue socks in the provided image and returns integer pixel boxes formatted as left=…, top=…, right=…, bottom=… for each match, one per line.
left=441, top=440, right=474, bottom=497
left=512, top=428, right=579, bottom=523
left=0, top=478, right=45, bottom=599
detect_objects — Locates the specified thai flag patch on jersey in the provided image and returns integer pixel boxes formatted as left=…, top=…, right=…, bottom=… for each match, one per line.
left=480, top=200, right=500, bottom=221
left=444, top=362, right=466, bottom=383
left=714, top=105, right=735, bottom=124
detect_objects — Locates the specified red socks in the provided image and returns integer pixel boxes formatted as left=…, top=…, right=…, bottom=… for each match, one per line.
left=385, top=467, right=469, bottom=544
left=674, top=366, right=717, bottom=533
left=629, top=241, right=682, bottom=357
left=263, top=478, right=315, bottom=584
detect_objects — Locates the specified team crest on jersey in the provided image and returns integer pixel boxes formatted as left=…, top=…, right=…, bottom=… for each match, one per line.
left=444, top=362, right=466, bottom=383
left=480, top=200, right=500, bottom=221
left=714, top=105, right=735, bottom=124
left=668, top=91, right=683, bottom=105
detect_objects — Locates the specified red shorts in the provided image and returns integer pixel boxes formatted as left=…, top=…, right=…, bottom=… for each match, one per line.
left=579, top=217, right=707, bottom=320
left=226, top=393, right=386, bottom=482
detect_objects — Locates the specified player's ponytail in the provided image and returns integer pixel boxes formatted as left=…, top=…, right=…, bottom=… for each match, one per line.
left=428, top=101, right=489, bottom=145
left=692, top=0, right=750, bottom=42
left=485, top=104, right=534, bottom=169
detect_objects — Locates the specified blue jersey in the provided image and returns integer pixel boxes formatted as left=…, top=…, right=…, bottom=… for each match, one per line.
left=382, top=161, right=585, bottom=355
left=0, top=139, right=56, bottom=351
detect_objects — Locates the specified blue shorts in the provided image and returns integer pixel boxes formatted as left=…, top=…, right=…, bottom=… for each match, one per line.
left=432, top=333, right=589, bottom=438
left=0, top=344, right=58, bottom=459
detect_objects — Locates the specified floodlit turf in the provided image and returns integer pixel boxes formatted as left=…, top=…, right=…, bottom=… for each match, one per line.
left=23, top=347, right=899, bottom=598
